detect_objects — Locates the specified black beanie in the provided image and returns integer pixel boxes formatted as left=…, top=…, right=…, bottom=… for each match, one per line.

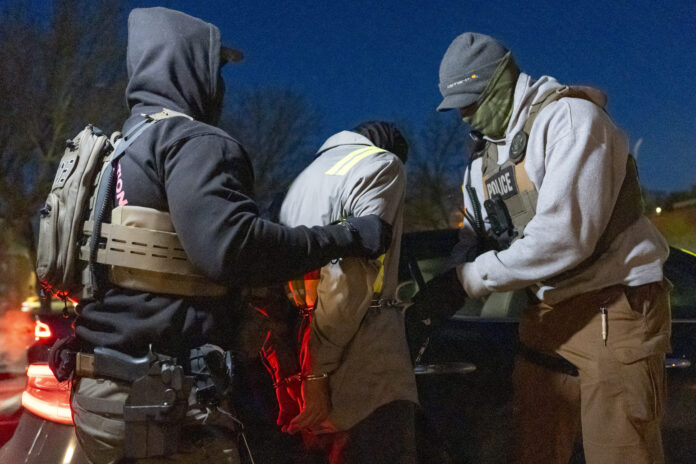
left=352, top=121, right=409, bottom=163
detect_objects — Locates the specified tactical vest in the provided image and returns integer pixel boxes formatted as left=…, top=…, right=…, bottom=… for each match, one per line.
left=82, top=109, right=225, bottom=298
left=476, top=86, right=644, bottom=280
left=81, top=205, right=226, bottom=297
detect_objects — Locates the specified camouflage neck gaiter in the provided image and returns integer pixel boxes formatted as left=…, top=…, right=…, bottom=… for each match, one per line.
left=462, top=53, right=520, bottom=139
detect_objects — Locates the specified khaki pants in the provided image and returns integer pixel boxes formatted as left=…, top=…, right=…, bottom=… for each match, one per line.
left=512, top=281, right=671, bottom=464
left=72, top=377, right=241, bottom=464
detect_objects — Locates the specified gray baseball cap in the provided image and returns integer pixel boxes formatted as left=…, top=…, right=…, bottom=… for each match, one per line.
left=437, top=33, right=510, bottom=112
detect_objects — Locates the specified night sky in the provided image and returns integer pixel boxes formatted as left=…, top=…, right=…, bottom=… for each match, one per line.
left=21, top=0, right=696, bottom=192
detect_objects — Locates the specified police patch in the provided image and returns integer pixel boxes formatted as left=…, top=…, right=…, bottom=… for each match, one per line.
left=485, top=165, right=518, bottom=200
left=510, top=131, right=528, bottom=162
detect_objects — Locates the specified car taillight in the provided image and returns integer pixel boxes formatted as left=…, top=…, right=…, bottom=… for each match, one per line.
left=34, top=320, right=52, bottom=340
left=21, top=363, right=73, bottom=425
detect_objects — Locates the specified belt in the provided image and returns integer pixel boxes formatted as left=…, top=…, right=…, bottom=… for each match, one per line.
left=517, top=343, right=579, bottom=377
left=295, top=297, right=399, bottom=312
left=75, top=347, right=166, bottom=383
left=368, top=297, right=399, bottom=310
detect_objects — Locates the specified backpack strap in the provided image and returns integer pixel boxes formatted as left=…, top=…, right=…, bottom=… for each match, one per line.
left=508, top=86, right=596, bottom=164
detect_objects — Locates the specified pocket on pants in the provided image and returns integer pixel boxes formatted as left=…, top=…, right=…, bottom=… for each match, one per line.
left=608, top=284, right=670, bottom=364
left=619, top=354, right=665, bottom=424
left=71, top=378, right=129, bottom=463
left=581, top=353, right=664, bottom=450
left=72, top=400, right=127, bottom=464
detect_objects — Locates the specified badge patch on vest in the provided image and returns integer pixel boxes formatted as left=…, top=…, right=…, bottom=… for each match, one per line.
left=485, top=165, right=518, bottom=200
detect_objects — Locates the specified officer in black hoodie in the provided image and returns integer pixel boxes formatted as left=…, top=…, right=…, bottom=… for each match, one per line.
left=69, top=7, right=392, bottom=463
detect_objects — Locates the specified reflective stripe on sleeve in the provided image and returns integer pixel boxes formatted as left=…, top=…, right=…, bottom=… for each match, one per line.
left=325, top=146, right=385, bottom=176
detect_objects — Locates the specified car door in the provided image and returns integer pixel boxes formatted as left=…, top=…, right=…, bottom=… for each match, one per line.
left=399, top=230, right=523, bottom=464
left=662, top=247, right=696, bottom=464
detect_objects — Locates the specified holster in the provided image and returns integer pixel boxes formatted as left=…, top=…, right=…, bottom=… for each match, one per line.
left=123, top=357, right=193, bottom=459
left=189, top=344, right=235, bottom=406
left=73, top=347, right=194, bottom=459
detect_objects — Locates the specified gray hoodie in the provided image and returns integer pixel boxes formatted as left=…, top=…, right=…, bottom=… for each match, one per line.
left=458, top=73, right=668, bottom=304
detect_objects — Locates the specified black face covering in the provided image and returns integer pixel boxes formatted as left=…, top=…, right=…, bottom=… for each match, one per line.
left=352, top=121, right=409, bottom=163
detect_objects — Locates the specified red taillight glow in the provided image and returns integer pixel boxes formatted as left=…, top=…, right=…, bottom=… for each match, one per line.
left=22, top=363, right=73, bottom=425
left=34, top=320, right=52, bottom=340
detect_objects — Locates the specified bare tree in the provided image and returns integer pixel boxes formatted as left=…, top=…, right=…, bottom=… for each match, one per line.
left=404, top=112, right=469, bottom=231
left=0, top=0, right=128, bottom=244
left=220, top=87, right=323, bottom=210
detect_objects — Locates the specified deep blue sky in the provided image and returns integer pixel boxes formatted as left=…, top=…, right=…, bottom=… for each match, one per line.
left=21, top=0, right=696, bottom=192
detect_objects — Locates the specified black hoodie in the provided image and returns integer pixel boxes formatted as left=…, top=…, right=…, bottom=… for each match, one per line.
left=75, top=8, right=354, bottom=356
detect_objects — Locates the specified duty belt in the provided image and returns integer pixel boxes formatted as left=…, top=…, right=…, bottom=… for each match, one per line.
left=74, top=347, right=194, bottom=459
left=368, top=297, right=399, bottom=310
left=75, top=348, right=158, bottom=382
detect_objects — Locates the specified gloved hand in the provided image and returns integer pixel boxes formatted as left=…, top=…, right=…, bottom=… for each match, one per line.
left=405, top=268, right=468, bottom=363
left=48, top=335, right=81, bottom=382
left=342, top=214, right=393, bottom=259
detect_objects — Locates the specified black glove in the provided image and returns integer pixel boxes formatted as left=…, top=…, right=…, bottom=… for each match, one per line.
left=48, top=335, right=81, bottom=382
left=405, top=268, right=468, bottom=363
left=341, top=214, right=393, bottom=259
left=446, top=226, right=489, bottom=269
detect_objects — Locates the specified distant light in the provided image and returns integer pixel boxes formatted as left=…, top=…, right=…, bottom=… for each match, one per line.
left=34, top=320, right=52, bottom=340
left=655, top=207, right=662, bottom=214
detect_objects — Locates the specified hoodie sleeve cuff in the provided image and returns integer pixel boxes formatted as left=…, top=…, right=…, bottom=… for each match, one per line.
left=456, top=261, right=491, bottom=298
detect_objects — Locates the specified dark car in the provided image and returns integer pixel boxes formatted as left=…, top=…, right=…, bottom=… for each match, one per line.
left=400, top=229, right=696, bottom=464
left=0, top=297, right=80, bottom=462
left=2, top=230, right=694, bottom=463
left=0, top=299, right=35, bottom=448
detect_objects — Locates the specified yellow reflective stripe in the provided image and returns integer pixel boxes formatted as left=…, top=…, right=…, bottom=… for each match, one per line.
left=325, top=147, right=373, bottom=175
left=680, top=248, right=696, bottom=258
left=372, top=254, right=386, bottom=295
left=335, top=147, right=384, bottom=176
left=325, top=146, right=385, bottom=176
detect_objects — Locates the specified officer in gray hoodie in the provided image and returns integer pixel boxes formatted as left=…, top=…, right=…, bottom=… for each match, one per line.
left=413, top=33, right=670, bottom=464
left=69, top=8, right=392, bottom=464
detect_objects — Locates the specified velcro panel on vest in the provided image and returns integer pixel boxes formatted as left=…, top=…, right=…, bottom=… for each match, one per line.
left=79, top=206, right=226, bottom=297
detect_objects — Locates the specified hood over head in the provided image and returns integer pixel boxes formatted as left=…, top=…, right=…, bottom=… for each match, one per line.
left=352, top=121, right=409, bottom=163
left=126, top=7, right=228, bottom=123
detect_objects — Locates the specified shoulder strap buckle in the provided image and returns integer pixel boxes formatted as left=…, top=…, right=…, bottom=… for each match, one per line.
left=142, top=108, right=194, bottom=122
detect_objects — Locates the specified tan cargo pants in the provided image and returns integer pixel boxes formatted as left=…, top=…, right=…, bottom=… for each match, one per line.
left=71, top=377, right=241, bottom=464
left=511, top=281, right=671, bottom=464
